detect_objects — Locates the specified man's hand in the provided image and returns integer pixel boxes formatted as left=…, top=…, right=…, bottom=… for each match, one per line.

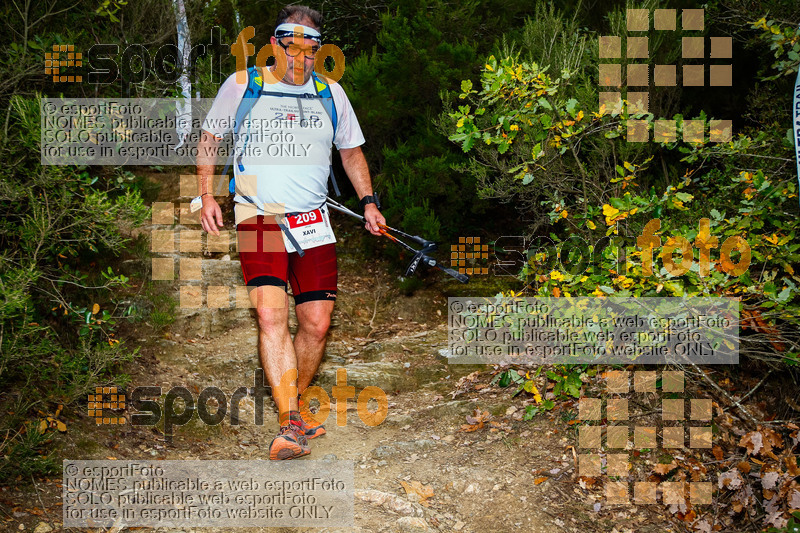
left=363, top=204, right=385, bottom=236
left=200, top=196, right=224, bottom=236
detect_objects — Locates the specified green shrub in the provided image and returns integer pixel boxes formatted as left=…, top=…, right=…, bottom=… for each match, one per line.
left=0, top=95, right=148, bottom=482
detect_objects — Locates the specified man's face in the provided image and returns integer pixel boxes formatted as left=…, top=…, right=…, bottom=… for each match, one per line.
left=270, top=23, right=319, bottom=85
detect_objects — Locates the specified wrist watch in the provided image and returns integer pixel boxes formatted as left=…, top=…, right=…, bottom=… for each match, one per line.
left=359, top=194, right=380, bottom=210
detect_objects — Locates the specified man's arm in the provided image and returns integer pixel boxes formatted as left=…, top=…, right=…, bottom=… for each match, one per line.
left=339, top=146, right=385, bottom=236
left=196, top=130, right=225, bottom=236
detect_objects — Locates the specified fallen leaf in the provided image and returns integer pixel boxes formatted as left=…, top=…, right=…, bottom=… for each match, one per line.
left=786, top=456, right=800, bottom=477
left=761, top=427, right=784, bottom=457
left=761, top=471, right=781, bottom=491
left=693, top=519, right=712, bottom=533
left=399, top=480, right=434, bottom=506
left=56, top=421, right=66, bottom=432
left=653, top=461, right=679, bottom=476
left=534, top=477, right=548, bottom=485
left=718, top=469, right=743, bottom=490
left=712, top=445, right=724, bottom=461
left=740, top=431, right=763, bottom=456
left=789, top=489, right=800, bottom=510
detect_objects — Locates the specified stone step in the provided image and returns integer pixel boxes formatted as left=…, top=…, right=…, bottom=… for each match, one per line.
left=315, top=361, right=416, bottom=394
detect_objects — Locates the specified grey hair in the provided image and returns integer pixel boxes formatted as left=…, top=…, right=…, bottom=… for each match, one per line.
left=276, top=5, right=323, bottom=31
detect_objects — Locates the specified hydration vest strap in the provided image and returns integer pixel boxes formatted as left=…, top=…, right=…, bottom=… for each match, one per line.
left=276, top=219, right=306, bottom=257
left=329, top=165, right=341, bottom=196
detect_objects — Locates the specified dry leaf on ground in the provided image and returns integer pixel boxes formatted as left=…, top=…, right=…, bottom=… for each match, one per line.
left=399, top=480, right=434, bottom=506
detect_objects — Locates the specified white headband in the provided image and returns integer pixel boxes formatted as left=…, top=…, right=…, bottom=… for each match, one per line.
left=274, top=23, right=321, bottom=42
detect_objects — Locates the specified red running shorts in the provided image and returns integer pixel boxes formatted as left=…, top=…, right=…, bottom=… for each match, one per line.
left=236, top=215, right=337, bottom=304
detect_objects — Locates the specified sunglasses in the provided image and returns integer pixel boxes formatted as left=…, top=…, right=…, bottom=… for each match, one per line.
left=277, top=39, right=320, bottom=58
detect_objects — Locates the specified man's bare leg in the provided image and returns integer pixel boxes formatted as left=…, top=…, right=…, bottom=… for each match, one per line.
left=294, top=299, right=335, bottom=394
left=252, top=285, right=311, bottom=459
left=252, top=286, right=298, bottom=418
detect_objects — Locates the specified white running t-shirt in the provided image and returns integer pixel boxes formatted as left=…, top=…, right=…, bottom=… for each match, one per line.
left=202, top=68, right=365, bottom=221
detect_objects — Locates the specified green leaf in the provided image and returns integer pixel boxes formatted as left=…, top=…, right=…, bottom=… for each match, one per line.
left=776, top=287, right=792, bottom=302
left=609, top=197, right=626, bottom=209
left=675, top=192, right=694, bottom=202
left=462, top=135, right=475, bottom=152
left=565, top=98, right=578, bottom=117
left=522, top=173, right=534, bottom=185
left=460, top=79, right=473, bottom=93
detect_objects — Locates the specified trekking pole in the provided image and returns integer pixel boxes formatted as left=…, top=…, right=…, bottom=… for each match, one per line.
left=325, top=197, right=434, bottom=248
left=326, top=197, right=469, bottom=284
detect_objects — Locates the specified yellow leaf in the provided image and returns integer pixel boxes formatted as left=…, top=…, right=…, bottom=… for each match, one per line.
left=399, top=480, right=434, bottom=506
left=456, top=118, right=464, bottom=128
left=602, top=204, right=619, bottom=217
left=592, top=287, right=607, bottom=297
left=560, top=210, right=568, bottom=219
left=38, top=420, right=47, bottom=434
left=92, top=303, right=100, bottom=315
left=485, top=63, right=494, bottom=71
left=57, top=421, right=67, bottom=432
left=576, top=110, right=584, bottom=122
left=586, top=220, right=596, bottom=230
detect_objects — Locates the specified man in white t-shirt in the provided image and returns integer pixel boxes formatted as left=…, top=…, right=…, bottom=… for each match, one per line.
left=196, top=5, right=385, bottom=460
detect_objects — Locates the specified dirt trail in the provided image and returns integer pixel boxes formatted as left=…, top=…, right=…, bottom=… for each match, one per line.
left=2, top=174, right=679, bottom=533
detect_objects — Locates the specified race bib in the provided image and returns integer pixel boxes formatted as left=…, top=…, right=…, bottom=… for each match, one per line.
left=281, top=205, right=336, bottom=253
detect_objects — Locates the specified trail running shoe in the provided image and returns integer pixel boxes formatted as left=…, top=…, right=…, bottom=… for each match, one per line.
left=298, top=399, right=327, bottom=439
left=268, top=424, right=310, bottom=460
